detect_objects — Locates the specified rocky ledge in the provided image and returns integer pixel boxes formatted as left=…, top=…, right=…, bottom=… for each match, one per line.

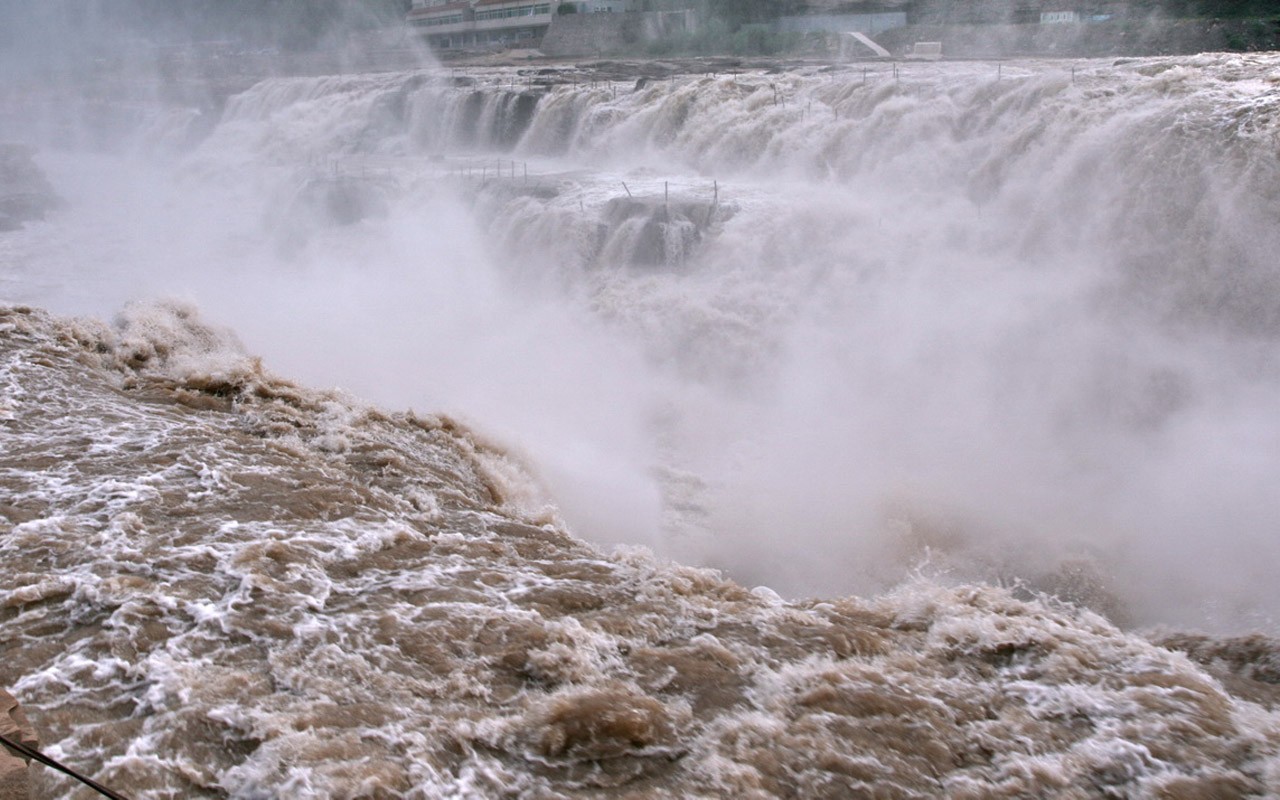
left=0, top=689, right=37, bottom=800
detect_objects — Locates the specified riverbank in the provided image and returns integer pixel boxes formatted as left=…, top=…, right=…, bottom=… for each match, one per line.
left=431, top=14, right=1279, bottom=62
left=878, top=17, right=1280, bottom=59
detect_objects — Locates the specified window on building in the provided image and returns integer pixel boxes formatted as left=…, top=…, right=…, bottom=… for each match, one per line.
left=474, top=3, right=551, bottom=21
left=424, top=13, right=464, bottom=26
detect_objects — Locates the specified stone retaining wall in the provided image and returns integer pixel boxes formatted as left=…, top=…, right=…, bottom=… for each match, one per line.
left=541, top=10, right=696, bottom=57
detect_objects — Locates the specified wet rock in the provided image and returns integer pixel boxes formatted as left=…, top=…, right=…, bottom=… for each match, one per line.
left=598, top=195, right=731, bottom=268
left=0, top=145, right=59, bottom=232
left=0, top=689, right=38, bottom=800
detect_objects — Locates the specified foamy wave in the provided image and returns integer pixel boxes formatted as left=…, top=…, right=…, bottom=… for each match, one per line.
left=2, top=304, right=1278, bottom=798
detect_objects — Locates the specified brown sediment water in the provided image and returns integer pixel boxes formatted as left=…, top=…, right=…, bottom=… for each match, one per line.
left=2, top=302, right=1278, bottom=797
left=4, top=50, right=1280, bottom=798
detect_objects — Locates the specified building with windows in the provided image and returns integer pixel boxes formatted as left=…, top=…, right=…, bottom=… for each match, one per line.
left=1040, top=10, right=1080, bottom=22
left=561, top=1, right=640, bottom=11
left=408, top=0, right=640, bottom=50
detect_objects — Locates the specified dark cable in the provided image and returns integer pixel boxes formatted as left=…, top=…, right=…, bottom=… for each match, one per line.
left=0, top=731, right=132, bottom=800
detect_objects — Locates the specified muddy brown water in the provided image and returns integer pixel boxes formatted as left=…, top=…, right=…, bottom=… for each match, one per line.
left=2, top=303, right=1278, bottom=797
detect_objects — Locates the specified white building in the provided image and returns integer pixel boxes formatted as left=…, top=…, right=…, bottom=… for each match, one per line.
left=408, top=0, right=638, bottom=50
left=564, top=1, right=639, bottom=11
left=1040, top=10, right=1081, bottom=23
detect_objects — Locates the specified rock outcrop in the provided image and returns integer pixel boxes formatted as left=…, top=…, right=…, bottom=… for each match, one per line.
left=0, top=690, right=37, bottom=800
left=0, top=144, right=59, bottom=232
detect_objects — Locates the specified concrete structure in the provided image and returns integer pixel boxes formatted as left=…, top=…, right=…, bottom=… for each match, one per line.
left=778, top=12, right=907, bottom=36
left=906, top=40, right=943, bottom=58
left=540, top=8, right=696, bottom=56
left=800, top=0, right=910, bottom=11
left=909, top=0, right=1051, bottom=25
left=564, top=0, right=640, bottom=11
left=841, top=31, right=892, bottom=57
left=408, top=0, right=647, bottom=50
left=409, top=0, right=553, bottom=49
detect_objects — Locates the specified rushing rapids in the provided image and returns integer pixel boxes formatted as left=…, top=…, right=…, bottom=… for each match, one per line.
left=3, top=52, right=1280, bottom=797
left=1, top=302, right=1278, bottom=797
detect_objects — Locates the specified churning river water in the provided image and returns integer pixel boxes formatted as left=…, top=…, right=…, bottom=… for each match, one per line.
left=2, top=52, right=1280, bottom=797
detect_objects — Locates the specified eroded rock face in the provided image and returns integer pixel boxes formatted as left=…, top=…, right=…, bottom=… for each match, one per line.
left=0, top=689, right=38, bottom=800
left=0, top=145, right=59, bottom=231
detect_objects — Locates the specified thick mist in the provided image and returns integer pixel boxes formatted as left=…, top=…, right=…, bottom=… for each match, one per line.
left=3, top=24, right=1280, bottom=636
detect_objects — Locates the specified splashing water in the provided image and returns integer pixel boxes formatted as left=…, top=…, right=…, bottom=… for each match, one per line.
left=3, top=52, right=1280, bottom=797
